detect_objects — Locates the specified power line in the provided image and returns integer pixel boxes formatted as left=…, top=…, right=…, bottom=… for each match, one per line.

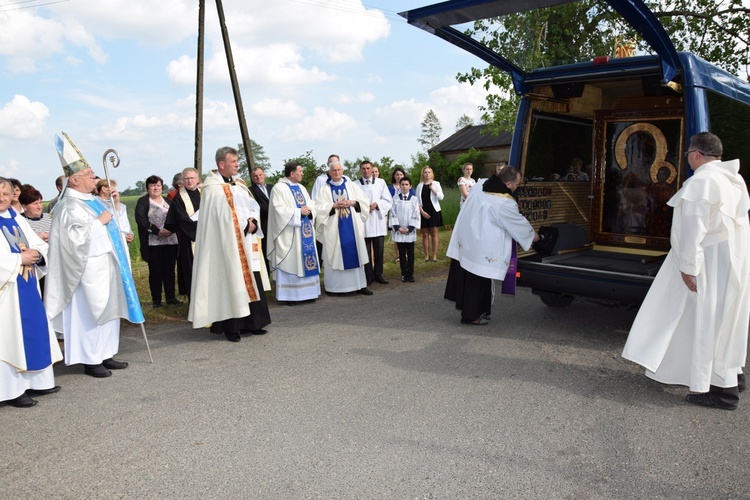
left=0, top=0, right=71, bottom=12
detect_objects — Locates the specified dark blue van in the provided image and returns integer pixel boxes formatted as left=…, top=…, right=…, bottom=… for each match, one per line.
left=401, top=0, right=750, bottom=307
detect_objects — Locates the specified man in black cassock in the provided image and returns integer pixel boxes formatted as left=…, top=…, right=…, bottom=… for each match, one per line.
left=249, top=166, right=273, bottom=269
left=164, top=167, right=201, bottom=301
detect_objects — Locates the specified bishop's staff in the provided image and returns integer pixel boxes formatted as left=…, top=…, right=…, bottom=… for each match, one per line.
left=102, top=148, right=154, bottom=363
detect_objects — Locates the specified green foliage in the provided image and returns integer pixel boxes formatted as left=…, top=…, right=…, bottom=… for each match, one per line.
left=455, top=114, right=474, bottom=131
left=458, top=0, right=750, bottom=132
left=418, top=109, right=442, bottom=151
left=237, top=139, right=271, bottom=179
left=439, top=187, right=461, bottom=227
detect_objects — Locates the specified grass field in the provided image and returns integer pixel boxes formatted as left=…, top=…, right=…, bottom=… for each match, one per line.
left=120, top=189, right=461, bottom=323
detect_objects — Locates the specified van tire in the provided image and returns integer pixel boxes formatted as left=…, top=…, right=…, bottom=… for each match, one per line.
left=539, top=292, right=574, bottom=307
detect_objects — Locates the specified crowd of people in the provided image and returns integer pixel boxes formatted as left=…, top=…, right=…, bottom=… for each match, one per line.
left=2, top=132, right=748, bottom=412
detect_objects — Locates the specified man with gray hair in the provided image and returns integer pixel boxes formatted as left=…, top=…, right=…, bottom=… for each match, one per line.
left=164, top=167, right=201, bottom=301
left=623, top=131, right=750, bottom=410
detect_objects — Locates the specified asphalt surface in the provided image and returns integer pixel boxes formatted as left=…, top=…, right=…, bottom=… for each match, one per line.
left=3, top=275, right=750, bottom=499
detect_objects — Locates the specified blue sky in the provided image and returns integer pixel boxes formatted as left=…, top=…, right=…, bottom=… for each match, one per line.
left=0, top=0, right=493, bottom=198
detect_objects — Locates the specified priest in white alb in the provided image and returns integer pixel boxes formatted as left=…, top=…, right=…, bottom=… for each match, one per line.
left=314, top=159, right=373, bottom=295
left=266, top=161, right=321, bottom=305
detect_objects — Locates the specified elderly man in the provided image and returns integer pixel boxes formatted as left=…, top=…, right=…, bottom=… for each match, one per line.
left=267, top=161, right=321, bottom=305
left=445, top=166, right=538, bottom=325
left=623, top=132, right=750, bottom=410
left=358, top=160, right=392, bottom=285
left=249, top=167, right=274, bottom=269
left=314, top=159, right=373, bottom=295
left=45, top=132, right=143, bottom=377
left=164, top=167, right=201, bottom=301
left=189, top=147, right=271, bottom=342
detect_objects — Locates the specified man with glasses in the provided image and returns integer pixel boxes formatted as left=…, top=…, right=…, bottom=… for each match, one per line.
left=165, top=167, right=202, bottom=301
left=623, top=132, right=750, bottom=410
left=45, top=133, right=142, bottom=378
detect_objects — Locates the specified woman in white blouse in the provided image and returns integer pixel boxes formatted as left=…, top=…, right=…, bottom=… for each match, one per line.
left=416, top=166, right=444, bottom=262
left=457, top=162, right=476, bottom=207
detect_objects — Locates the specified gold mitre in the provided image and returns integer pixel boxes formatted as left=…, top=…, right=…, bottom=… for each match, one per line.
left=55, top=131, right=91, bottom=177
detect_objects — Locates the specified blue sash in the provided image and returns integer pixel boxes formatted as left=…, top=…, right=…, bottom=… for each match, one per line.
left=328, top=180, right=359, bottom=269
left=288, top=184, right=319, bottom=277
left=0, top=210, right=52, bottom=370
left=84, top=198, right=145, bottom=323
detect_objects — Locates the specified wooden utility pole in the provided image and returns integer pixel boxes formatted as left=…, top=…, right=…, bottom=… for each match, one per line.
left=215, top=0, right=255, bottom=171
left=193, top=0, right=205, bottom=174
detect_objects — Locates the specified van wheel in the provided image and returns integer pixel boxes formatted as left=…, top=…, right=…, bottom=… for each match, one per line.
left=539, top=292, right=574, bottom=307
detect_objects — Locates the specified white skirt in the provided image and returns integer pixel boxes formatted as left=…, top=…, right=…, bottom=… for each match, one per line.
left=321, top=245, right=368, bottom=293
left=0, top=361, right=56, bottom=402
left=274, top=268, right=321, bottom=302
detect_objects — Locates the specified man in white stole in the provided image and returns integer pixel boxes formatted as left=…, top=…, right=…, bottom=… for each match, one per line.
left=314, top=160, right=372, bottom=295
left=189, top=147, right=271, bottom=342
left=0, top=177, right=63, bottom=408
left=622, top=132, right=750, bottom=410
left=267, top=161, right=321, bottom=304
left=46, top=132, right=142, bottom=378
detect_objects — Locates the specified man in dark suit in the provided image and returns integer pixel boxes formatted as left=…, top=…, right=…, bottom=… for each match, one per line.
left=249, top=167, right=273, bottom=269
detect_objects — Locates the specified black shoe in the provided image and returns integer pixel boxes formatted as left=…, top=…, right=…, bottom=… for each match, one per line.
left=357, top=288, right=373, bottom=296
left=460, top=318, right=489, bottom=326
left=401, top=276, right=406, bottom=282
left=152, top=302, right=163, bottom=308
left=407, top=276, right=415, bottom=283
left=685, top=392, right=737, bottom=410
left=250, top=329, right=268, bottom=335
left=739, top=373, right=746, bottom=393
left=225, top=332, right=241, bottom=342
left=103, top=358, right=128, bottom=370
left=84, top=364, right=112, bottom=378
left=166, top=298, right=183, bottom=305
left=375, top=276, right=389, bottom=284
left=26, top=386, right=61, bottom=397
left=6, top=394, right=37, bottom=408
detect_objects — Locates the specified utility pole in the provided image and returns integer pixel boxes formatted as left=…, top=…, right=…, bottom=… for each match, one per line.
left=215, top=0, right=255, bottom=172
left=193, top=0, right=205, bottom=175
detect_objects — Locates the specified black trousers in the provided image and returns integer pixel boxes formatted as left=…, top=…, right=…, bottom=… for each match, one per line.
left=364, top=235, right=384, bottom=282
left=147, top=244, right=178, bottom=304
left=397, top=242, right=414, bottom=278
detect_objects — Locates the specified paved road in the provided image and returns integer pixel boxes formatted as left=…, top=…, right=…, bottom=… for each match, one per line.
left=3, top=277, right=750, bottom=499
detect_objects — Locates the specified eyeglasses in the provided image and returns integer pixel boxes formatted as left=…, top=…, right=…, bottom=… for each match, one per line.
left=684, top=150, right=705, bottom=158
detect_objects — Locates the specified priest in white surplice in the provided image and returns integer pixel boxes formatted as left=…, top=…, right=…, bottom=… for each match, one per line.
left=358, top=160, right=392, bottom=286
left=445, top=166, right=537, bottom=325
left=189, top=147, right=271, bottom=342
left=45, top=132, right=144, bottom=378
left=314, top=160, right=373, bottom=295
left=623, top=132, right=750, bottom=410
left=267, top=161, right=321, bottom=305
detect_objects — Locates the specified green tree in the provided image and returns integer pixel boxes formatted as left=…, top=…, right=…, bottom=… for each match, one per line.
left=455, top=114, right=474, bottom=131
left=418, top=109, right=442, bottom=151
left=237, top=139, right=271, bottom=179
left=458, top=0, right=750, bottom=133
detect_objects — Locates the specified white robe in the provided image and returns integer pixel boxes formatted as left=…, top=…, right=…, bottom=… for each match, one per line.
left=46, top=189, right=131, bottom=365
left=623, top=159, right=750, bottom=392
left=446, top=190, right=536, bottom=280
left=389, top=193, right=421, bottom=243
left=0, top=210, right=62, bottom=400
left=266, top=178, right=321, bottom=301
left=314, top=179, right=370, bottom=292
left=189, top=172, right=267, bottom=328
left=358, top=177, right=392, bottom=238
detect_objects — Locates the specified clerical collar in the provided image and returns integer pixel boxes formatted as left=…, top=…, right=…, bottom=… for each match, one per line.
left=0, top=209, right=12, bottom=219
left=221, top=174, right=233, bottom=184
left=330, top=178, right=345, bottom=186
